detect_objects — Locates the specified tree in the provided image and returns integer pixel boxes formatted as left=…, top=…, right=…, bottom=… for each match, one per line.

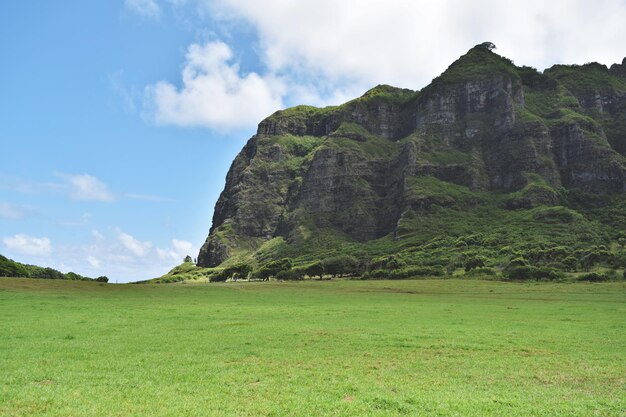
left=478, top=42, right=496, bottom=51
left=304, top=262, right=324, bottom=279
left=95, top=276, right=109, bottom=283
left=64, top=272, right=85, bottom=280
left=184, top=255, right=193, bottom=263
left=276, top=268, right=304, bottom=280
left=223, top=263, right=252, bottom=280
left=321, top=255, right=358, bottom=277
left=256, top=259, right=293, bottom=281
left=31, top=267, right=65, bottom=280
left=0, top=255, right=30, bottom=277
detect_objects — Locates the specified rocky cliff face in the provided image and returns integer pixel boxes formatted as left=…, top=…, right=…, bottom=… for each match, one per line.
left=198, top=45, right=626, bottom=267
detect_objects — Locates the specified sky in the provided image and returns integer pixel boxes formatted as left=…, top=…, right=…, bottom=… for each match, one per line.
left=1, top=0, right=625, bottom=283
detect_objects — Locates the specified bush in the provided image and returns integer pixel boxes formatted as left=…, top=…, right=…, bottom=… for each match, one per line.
left=507, top=257, right=528, bottom=268
left=464, top=267, right=497, bottom=278
left=276, top=268, right=304, bottom=280
left=222, top=263, right=252, bottom=280
left=369, top=255, right=406, bottom=271
left=254, top=259, right=293, bottom=280
left=321, top=255, right=358, bottom=277
left=95, top=276, right=109, bottom=283
left=65, top=272, right=88, bottom=281
left=504, top=265, right=564, bottom=281
left=156, top=275, right=186, bottom=284
left=577, top=272, right=609, bottom=282
left=464, top=256, right=486, bottom=272
left=562, top=256, right=578, bottom=271
left=209, top=270, right=228, bottom=282
left=579, top=249, right=611, bottom=271
left=0, top=256, right=30, bottom=277
left=611, top=251, right=626, bottom=269
left=362, top=266, right=444, bottom=280
left=303, top=262, right=324, bottom=279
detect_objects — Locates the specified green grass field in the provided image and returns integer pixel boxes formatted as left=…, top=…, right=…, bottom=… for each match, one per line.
left=0, top=278, right=624, bottom=416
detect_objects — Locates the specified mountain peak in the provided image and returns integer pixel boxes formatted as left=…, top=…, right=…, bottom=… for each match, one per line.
left=430, top=42, right=518, bottom=87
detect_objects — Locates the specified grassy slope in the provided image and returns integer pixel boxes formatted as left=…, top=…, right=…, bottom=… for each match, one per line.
left=1, top=278, right=624, bottom=416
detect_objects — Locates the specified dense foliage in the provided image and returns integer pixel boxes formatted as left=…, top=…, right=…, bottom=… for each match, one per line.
left=0, top=254, right=102, bottom=282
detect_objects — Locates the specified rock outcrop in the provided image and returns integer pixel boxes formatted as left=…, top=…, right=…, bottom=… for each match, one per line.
left=198, top=45, right=626, bottom=267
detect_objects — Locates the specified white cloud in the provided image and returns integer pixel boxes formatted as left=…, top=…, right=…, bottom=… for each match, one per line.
left=142, top=0, right=626, bottom=131
left=144, top=41, right=285, bottom=129
left=157, top=238, right=194, bottom=261
left=87, top=255, right=101, bottom=269
left=3, top=234, right=51, bottom=257
left=0, top=202, right=25, bottom=220
left=125, top=0, right=161, bottom=19
left=117, top=230, right=152, bottom=257
left=61, top=174, right=115, bottom=202
left=172, top=238, right=193, bottom=254
left=1, top=228, right=196, bottom=283
left=214, top=0, right=626, bottom=89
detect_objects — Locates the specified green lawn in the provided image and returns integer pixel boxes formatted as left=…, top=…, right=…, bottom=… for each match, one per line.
left=0, top=278, right=624, bottom=416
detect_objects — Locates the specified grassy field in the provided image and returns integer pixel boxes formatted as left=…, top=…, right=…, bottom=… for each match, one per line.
left=0, top=278, right=624, bottom=416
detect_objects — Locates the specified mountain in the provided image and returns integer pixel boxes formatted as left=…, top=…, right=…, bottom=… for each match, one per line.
left=194, top=43, right=626, bottom=281
left=0, top=254, right=107, bottom=282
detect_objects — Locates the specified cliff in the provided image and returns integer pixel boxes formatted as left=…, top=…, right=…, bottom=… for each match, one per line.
left=197, top=44, right=626, bottom=269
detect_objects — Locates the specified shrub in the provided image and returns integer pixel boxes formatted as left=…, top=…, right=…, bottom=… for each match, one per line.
left=362, top=266, right=444, bottom=280
left=370, top=269, right=389, bottom=279
left=464, top=267, right=497, bottom=278
left=254, top=258, right=293, bottom=280
left=276, top=268, right=304, bottom=280
left=577, top=272, right=609, bottom=282
left=562, top=256, right=579, bottom=271
left=464, top=256, right=486, bottom=272
left=322, top=255, right=358, bottom=277
left=222, top=263, right=252, bottom=280
left=209, top=270, right=228, bottom=282
left=64, top=272, right=87, bottom=281
left=30, top=267, right=65, bottom=280
left=0, top=256, right=30, bottom=277
left=504, top=265, right=564, bottom=281
left=579, top=249, right=611, bottom=271
left=507, top=257, right=528, bottom=268
left=303, top=262, right=324, bottom=279
left=611, top=251, right=626, bottom=269
left=157, top=275, right=186, bottom=284
left=369, top=255, right=406, bottom=271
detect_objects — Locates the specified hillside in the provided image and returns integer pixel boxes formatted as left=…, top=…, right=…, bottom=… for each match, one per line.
left=184, top=43, right=626, bottom=283
left=0, top=254, right=107, bottom=282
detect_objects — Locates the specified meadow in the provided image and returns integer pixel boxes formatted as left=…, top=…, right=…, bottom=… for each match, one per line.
left=0, top=278, right=624, bottom=416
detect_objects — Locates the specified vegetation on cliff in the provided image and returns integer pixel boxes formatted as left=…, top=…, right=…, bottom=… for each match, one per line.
left=176, top=44, right=626, bottom=284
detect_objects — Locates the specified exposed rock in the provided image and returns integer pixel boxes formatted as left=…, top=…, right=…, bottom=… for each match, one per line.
left=197, top=46, right=626, bottom=267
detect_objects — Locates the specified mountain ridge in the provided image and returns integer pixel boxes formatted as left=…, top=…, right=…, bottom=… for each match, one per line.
left=194, top=44, right=626, bottom=281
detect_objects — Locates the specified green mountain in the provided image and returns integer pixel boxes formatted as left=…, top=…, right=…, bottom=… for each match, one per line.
left=0, top=254, right=107, bottom=282
left=192, top=43, right=626, bottom=282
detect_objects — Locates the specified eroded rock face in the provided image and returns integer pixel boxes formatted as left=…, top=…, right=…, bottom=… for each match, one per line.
left=197, top=46, right=626, bottom=267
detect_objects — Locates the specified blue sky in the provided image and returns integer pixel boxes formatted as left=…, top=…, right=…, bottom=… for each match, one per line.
left=1, top=0, right=625, bottom=282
